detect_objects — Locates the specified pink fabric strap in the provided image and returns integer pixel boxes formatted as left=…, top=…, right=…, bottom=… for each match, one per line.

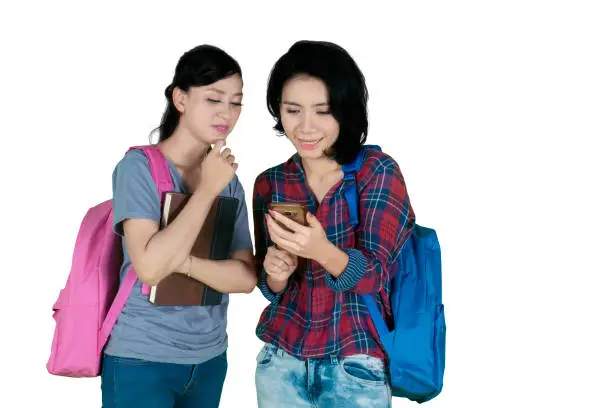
left=98, top=266, right=138, bottom=352
left=131, top=145, right=173, bottom=295
left=98, top=145, right=173, bottom=350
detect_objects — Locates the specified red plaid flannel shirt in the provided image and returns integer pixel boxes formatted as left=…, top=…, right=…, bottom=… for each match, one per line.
left=253, top=147, right=415, bottom=359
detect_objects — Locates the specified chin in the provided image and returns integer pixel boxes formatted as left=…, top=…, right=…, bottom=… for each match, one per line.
left=296, top=147, right=326, bottom=161
left=290, top=139, right=325, bottom=159
left=200, top=132, right=228, bottom=145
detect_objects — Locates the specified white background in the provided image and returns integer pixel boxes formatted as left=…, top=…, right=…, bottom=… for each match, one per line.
left=1, top=1, right=610, bottom=407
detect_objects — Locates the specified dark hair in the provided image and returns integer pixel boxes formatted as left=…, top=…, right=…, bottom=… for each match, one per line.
left=266, top=40, right=368, bottom=165
left=153, top=45, right=242, bottom=142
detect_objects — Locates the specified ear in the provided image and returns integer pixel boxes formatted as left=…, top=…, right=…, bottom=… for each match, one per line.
left=172, top=87, right=187, bottom=113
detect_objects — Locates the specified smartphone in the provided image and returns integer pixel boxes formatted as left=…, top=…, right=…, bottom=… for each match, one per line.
left=268, top=202, right=308, bottom=274
left=268, top=202, right=308, bottom=226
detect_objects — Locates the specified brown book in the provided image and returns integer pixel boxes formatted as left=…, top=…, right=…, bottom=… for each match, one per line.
left=148, top=193, right=239, bottom=306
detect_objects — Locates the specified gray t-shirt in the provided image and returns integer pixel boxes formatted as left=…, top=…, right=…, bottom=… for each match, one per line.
left=104, top=149, right=253, bottom=364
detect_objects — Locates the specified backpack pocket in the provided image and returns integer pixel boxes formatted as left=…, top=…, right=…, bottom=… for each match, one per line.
left=47, top=297, right=101, bottom=377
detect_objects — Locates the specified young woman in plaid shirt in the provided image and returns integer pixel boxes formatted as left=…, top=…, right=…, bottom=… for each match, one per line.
left=252, top=40, right=416, bottom=407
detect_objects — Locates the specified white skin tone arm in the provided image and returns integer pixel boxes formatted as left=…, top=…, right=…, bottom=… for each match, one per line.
left=123, top=140, right=256, bottom=292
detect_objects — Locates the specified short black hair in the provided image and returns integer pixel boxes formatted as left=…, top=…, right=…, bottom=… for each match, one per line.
left=266, top=40, right=368, bottom=165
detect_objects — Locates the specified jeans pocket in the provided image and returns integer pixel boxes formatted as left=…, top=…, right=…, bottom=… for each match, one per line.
left=340, top=354, right=388, bottom=386
left=255, top=344, right=275, bottom=368
left=109, top=356, right=153, bottom=367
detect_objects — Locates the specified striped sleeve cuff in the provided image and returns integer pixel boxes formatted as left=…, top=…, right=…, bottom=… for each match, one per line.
left=325, top=248, right=368, bottom=292
left=258, top=270, right=286, bottom=303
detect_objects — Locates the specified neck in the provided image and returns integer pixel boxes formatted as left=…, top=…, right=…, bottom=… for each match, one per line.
left=157, top=125, right=210, bottom=170
left=302, top=155, right=341, bottom=179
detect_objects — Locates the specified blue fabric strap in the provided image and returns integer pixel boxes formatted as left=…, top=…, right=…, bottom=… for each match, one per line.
left=341, top=145, right=389, bottom=337
left=344, top=171, right=359, bottom=227
left=363, top=294, right=390, bottom=339
left=342, top=145, right=381, bottom=227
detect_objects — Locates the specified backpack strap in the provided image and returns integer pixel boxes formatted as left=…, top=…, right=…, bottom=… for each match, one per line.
left=129, top=145, right=174, bottom=197
left=99, top=145, right=173, bottom=351
left=362, top=294, right=391, bottom=344
left=341, top=145, right=381, bottom=227
left=99, top=265, right=140, bottom=351
left=131, top=145, right=173, bottom=295
left=341, top=145, right=391, bottom=342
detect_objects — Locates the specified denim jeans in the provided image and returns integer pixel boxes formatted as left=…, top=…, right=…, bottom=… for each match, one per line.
left=101, top=351, right=227, bottom=408
left=255, top=343, right=391, bottom=408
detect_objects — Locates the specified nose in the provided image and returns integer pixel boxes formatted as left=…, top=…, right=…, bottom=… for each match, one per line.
left=216, top=102, right=231, bottom=120
left=299, top=112, right=315, bottom=133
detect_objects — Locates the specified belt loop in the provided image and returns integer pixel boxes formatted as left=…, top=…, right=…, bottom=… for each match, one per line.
left=330, top=354, right=339, bottom=365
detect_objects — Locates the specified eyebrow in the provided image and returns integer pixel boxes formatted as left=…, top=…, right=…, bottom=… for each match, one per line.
left=282, top=101, right=329, bottom=107
left=207, top=87, right=243, bottom=97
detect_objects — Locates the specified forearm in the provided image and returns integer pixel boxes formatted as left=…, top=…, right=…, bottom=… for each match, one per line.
left=319, top=242, right=388, bottom=295
left=181, top=256, right=257, bottom=294
left=320, top=162, right=414, bottom=294
left=317, top=241, right=349, bottom=278
left=256, top=267, right=289, bottom=303
left=141, top=189, right=215, bottom=284
left=266, top=275, right=288, bottom=294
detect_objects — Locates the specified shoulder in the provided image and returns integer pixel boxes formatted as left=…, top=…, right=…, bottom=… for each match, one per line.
left=113, top=149, right=151, bottom=179
left=358, top=146, right=406, bottom=186
left=112, top=148, right=157, bottom=194
left=361, top=146, right=400, bottom=173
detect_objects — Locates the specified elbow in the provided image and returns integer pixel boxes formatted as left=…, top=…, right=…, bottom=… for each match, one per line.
left=138, top=275, right=159, bottom=287
left=131, top=253, right=184, bottom=287
left=225, top=264, right=258, bottom=294
left=134, top=270, right=158, bottom=287
left=131, top=262, right=163, bottom=287
left=236, top=260, right=258, bottom=294
left=241, top=274, right=258, bottom=294
left=237, top=267, right=258, bottom=294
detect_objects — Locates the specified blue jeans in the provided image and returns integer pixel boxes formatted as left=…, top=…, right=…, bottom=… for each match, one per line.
left=255, top=343, right=391, bottom=408
left=101, top=351, right=227, bottom=408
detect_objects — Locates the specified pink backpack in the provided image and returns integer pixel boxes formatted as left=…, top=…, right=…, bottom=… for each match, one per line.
left=46, top=145, right=172, bottom=377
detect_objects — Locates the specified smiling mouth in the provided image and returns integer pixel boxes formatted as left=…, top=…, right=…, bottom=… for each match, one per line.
left=297, top=138, right=323, bottom=149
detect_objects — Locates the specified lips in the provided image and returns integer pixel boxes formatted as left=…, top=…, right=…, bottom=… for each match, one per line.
left=297, top=138, right=323, bottom=150
left=213, top=125, right=229, bottom=134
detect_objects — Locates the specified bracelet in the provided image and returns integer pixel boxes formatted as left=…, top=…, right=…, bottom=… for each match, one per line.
left=186, top=255, right=193, bottom=278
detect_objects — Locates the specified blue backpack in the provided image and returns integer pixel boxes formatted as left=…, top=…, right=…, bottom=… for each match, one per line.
left=342, top=145, right=446, bottom=403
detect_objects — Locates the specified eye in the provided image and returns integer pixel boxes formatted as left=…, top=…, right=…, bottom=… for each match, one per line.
left=285, top=109, right=300, bottom=115
left=207, top=98, right=221, bottom=104
left=231, top=102, right=243, bottom=107
left=317, top=111, right=331, bottom=115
